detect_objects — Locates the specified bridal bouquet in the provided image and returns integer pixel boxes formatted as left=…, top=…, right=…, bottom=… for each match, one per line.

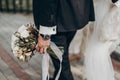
left=11, top=24, right=64, bottom=79
left=11, top=24, right=38, bottom=62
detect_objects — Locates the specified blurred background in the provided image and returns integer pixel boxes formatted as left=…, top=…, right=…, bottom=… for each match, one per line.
left=0, top=0, right=120, bottom=80
left=0, top=0, right=32, bottom=13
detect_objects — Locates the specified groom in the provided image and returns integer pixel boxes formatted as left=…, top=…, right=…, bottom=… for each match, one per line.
left=33, top=0, right=95, bottom=80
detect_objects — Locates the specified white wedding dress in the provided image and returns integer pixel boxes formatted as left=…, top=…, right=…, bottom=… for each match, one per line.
left=85, top=0, right=120, bottom=80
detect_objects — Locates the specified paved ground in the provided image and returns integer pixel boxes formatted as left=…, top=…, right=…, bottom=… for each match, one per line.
left=0, top=12, right=120, bottom=80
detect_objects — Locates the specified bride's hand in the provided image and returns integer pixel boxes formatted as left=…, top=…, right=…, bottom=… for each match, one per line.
left=110, top=3, right=119, bottom=11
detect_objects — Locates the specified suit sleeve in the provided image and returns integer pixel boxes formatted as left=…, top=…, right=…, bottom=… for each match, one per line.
left=33, top=0, right=40, bottom=29
left=33, top=0, right=57, bottom=35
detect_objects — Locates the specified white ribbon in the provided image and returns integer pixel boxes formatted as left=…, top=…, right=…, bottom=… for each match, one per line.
left=42, top=53, right=50, bottom=80
left=42, top=42, right=63, bottom=80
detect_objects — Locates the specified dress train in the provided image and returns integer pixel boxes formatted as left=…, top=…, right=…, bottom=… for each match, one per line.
left=85, top=0, right=120, bottom=80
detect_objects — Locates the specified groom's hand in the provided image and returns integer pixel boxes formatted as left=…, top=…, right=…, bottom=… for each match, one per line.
left=36, top=35, right=50, bottom=54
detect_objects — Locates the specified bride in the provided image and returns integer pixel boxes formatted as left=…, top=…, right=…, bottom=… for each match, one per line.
left=85, top=0, right=120, bottom=80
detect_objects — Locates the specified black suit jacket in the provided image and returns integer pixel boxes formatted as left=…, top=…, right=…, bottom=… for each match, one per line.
left=33, top=0, right=118, bottom=32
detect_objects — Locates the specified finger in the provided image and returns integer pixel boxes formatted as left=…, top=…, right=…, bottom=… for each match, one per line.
left=43, top=47, right=47, bottom=54
left=40, top=48, right=44, bottom=54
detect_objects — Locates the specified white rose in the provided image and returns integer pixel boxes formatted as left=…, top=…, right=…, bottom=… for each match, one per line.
left=18, top=25, right=27, bottom=33
left=13, top=46, right=19, bottom=56
left=11, top=35, right=19, bottom=49
left=20, top=30, right=29, bottom=38
left=19, top=55, right=25, bottom=61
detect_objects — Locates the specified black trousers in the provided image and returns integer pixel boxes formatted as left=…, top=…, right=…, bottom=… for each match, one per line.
left=50, top=31, right=76, bottom=80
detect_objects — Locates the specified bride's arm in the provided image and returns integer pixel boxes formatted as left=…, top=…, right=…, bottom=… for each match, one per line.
left=115, top=0, right=120, bottom=7
left=113, top=0, right=120, bottom=7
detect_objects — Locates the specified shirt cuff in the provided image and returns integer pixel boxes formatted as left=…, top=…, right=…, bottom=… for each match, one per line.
left=39, top=25, right=57, bottom=35
left=115, top=0, right=120, bottom=8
